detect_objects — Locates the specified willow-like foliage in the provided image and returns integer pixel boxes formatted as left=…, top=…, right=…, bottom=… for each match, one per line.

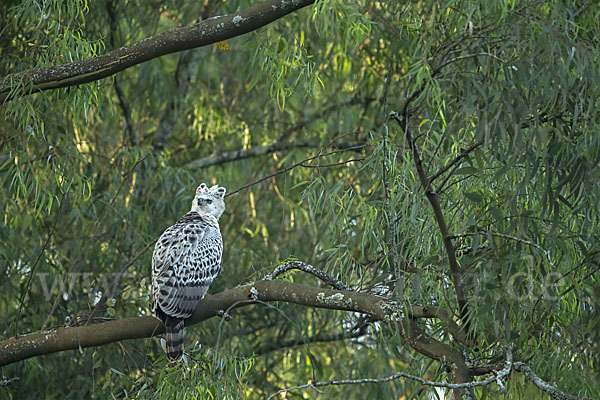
left=1, top=0, right=598, bottom=398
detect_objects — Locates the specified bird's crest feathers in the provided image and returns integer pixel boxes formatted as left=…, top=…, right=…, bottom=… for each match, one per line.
left=196, top=183, right=226, bottom=198
left=192, top=183, right=226, bottom=218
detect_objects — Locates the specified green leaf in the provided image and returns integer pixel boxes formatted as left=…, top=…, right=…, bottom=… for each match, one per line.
left=454, top=166, right=478, bottom=175
left=464, top=190, right=484, bottom=203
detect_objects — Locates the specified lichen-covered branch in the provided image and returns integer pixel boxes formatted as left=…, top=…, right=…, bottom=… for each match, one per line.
left=265, top=260, right=353, bottom=291
left=0, top=0, right=315, bottom=102
left=514, top=363, right=598, bottom=400
left=0, top=280, right=449, bottom=367
left=1, top=281, right=591, bottom=400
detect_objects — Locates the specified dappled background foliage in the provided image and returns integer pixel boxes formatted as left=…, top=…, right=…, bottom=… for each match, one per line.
left=1, top=0, right=599, bottom=398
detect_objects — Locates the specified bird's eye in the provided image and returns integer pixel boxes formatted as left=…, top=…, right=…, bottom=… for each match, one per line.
left=206, top=199, right=213, bottom=204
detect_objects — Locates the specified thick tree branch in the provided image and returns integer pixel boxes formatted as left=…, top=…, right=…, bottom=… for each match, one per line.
left=0, top=280, right=455, bottom=367
left=397, top=317, right=475, bottom=399
left=0, top=0, right=315, bottom=102
left=7, top=280, right=582, bottom=399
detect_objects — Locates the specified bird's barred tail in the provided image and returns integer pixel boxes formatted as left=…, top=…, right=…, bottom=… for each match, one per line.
left=164, top=316, right=184, bottom=362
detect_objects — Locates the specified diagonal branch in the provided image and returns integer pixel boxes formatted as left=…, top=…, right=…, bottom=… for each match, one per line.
left=429, top=142, right=482, bottom=184
left=514, top=362, right=598, bottom=400
left=185, top=141, right=324, bottom=169
left=0, top=0, right=315, bottom=102
left=389, top=111, right=469, bottom=325
left=113, top=76, right=139, bottom=146
left=226, top=144, right=369, bottom=196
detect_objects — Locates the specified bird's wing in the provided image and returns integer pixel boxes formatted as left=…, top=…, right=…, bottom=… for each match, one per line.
left=151, top=212, right=223, bottom=319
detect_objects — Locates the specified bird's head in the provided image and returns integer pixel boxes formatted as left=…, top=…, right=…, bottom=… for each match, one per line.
left=191, top=183, right=226, bottom=219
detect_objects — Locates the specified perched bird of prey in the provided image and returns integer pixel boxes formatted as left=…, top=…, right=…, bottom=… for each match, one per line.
left=151, top=183, right=226, bottom=361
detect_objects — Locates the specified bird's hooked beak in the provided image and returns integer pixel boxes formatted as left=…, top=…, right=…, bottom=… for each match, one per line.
left=197, top=197, right=212, bottom=206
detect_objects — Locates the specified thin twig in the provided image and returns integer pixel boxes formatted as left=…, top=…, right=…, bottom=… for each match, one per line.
left=451, top=231, right=555, bottom=269
left=514, top=362, right=598, bottom=400
left=435, top=52, right=506, bottom=71
left=255, top=323, right=370, bottom=356
left=300, top=157, right=364, bottom=168
left=15, top=191, right=66, bottom=338
left=41, top=156, right=146, bottom=329
left=265, top=260, right=353, bottom=291
left=531, top=263, right=600, bottom=331
left=267, top=347, right=513, bottom=400
left=214, top=298, right=318, bottom=383
left=93, top=155, right=147, bottom=238
left=85, top=236, right=160, bottom=326
left=429, top=142, right=482, bottom=183
left=388, top=111, right=468, bottom=324
left=0, top=375, right=19, bottom=386
left=226, top=145, right=369, bottom=197
left=379, top=58, right=402, bottom=297
left=382, top=122, right=401, bottom=298
left=185, top=141, right=324, bottom=169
